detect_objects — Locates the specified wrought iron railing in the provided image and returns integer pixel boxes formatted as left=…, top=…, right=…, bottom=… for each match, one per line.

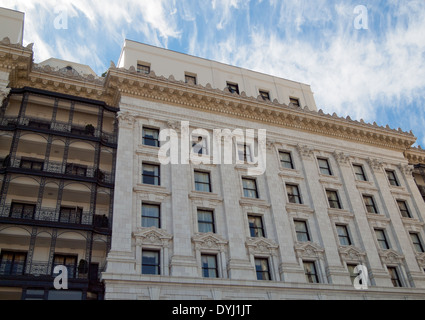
left=1, top=116, right=117, bottom=144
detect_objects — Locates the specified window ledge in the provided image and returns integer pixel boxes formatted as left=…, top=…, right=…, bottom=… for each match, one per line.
left=239, top=198, right=271, bottom=209
left=134, top=184, right=171, bottom=196
left=286, top=203, right=315, bottom=215
left=189, top=191, right=223, bottom=202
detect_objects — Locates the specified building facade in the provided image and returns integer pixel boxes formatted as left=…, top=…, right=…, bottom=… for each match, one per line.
left=0, top=9, right=118, bottom=299
left=101, top=41, right=425, bottom=300
left=2, top=7, right=425, bottom=300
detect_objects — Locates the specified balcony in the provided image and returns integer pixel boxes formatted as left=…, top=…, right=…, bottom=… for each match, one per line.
left=0, top=204, right=110, bottom=231
left=6, top=156, right=114, bottom=184
left=0, top=116, right=117, bottom=145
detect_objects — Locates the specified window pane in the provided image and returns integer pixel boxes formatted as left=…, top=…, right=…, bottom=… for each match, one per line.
left=354, top=165, right=367, bottom=181
left=142, top=251, right=159, bottom=275
left=295, top=221, right=310, bottom=242
left=303, top=261, right=319, bottom=283
left=143, top=128, right=159, bottom=147
left=255, top=258, right=270, bottom=280
left=142, top=164, right=160, bottom=185
left=248, top=216, right=264, bottom=238
left=194, top=171, right=211, bottom=192
left=279, top=152, right=294, bottom=169
left=202, top=255, right=218, bottom=278
left=337, top=225, right=351, bottom=246
left=318, top=159, right=331, bottom=175
left=198, top=210, right=214, bottom=233
left=142, top=204, right=160, bottom=228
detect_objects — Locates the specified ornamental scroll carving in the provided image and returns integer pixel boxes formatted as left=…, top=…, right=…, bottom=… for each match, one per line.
left=245, top=237, right=279, bottom=256
left=192, top=233, right=228, bottom=252
left=117, top=111, right=136, bottom=128
left=296, top=144, right=314, bottom=160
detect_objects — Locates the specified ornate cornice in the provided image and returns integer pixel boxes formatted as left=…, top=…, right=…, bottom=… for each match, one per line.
left=107, top=66, right=416, bottom=151
left=245, top=237, right=279, bottom=256
left=192, top=232, right=228, bottom=252
left=405, top=147, right=425, bottom=165
left=0, top=37, right=419, bottom=152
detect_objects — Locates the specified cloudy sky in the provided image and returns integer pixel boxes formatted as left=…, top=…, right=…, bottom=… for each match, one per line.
left=2, top=0, right=425, bottom=147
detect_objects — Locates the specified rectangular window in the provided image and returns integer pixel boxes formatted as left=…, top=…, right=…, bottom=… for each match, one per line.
left=410, top=233, right=425, bottom=253
left=142, top=163, right=160, bottom=186
left=286, top=184, right=302, bottom=204
left=194, top=171, right=211, bottom=193
left=336, top=225, right=352, bottom=246
left=318, top=158, right=332, bottom=176
left=137, top=63, right=150, bottom=74
left=237, top=143, right=252, bottom=163
left=388, top=267, right=402, bottom=287
left=248, top=215, right=265, bottom=238
left=294, top=220, right=310, bottom=242
left=242, top=178, right=259, bottom=199
left=290, top=97, right=300, bottom=107
left=303, top=261, right=319, bottom=283
left=255, top=258, right=271, bottom=281
left=386, top=170, right=400, bottom=186
left=347, top=264, right=360, bottom=285
left=9, top=202, right=35, bottom=220
left=327, top=190, right=342, bottom=209
left=279, top=151, right=294, bottom=169
left=53, top=254, right=77, bottom=278
left=20, top=158, right=44, bottom=171
left=197, top=209, right=215, bottom=233
left=185, top=74, right=197, bottom=85
left=227, top=82, right=239, bottom=94
left=353, top=164, right=367, bottom=181
left=397, top=200, right=411, bottom=218
left=192, top=135, right=208, bottom=155
left=0, top=251, right=27, bottom=276
left=142, top=203, right=160, bottom=228
left=201, top=255, right=218, bottom=278
left=142, top=127, right=160, bottom=147
left=59, top=207, right=83, bottom=224
left=259, top=90, right=270, bottom=101
left=65, top=163, right=87, bottom=177
left=142, top=250, right=160, bottom=275
left=363, top=195, right=378, bottom=214
left=375, top=229, right=390, bottom=250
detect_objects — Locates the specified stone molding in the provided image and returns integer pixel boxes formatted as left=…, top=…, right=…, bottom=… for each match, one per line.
left=192, top=232, right=228, bottom=252
left=245, top=237, right=279, bottom=257
left=338, top=245, right=367, bottom=263
left=133, top=227, right=173, bottom=248
left=294, top=241, right=325, bottom=260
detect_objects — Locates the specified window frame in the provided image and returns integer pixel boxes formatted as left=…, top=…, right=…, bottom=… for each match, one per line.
left=237, top=143, right=253, bottom=163
left=59, top=206, right=83, bottom=224
left=141, top=203, right=161, bottom=228
left=286, top=184, right=302, bottom=204
left=226, top=82, right=240, bottom=95
left=255, top=257, right=271, bottom=281
left=141, top=250, right=161, bottom=275
left=259, top=90, right=270, bottom=101
left=387, top=266, right=403, bottom=287
left=52, top=254, right=78, bottom=278
left=397, top=200, right=411, bottom=218
left=242, top=178, right=259, bottom=199
left=279, top=151, right=294, bottom=169
left=363, top=195, right=379, bottom=214
left=290, top=97, right=300, bottom=107
left=137, top=63, right=151, bottom=74
left=201, top=254, right=218, bottom=278
left=326, top=189, right=342, bottom=209
left=194, top=170, right=212, bottom=193
left=336, top=224, right=352, bottom=246
left=185, top=73, right=197, bottom=85
left=197, top=209, right=215, bottom=234
left=386, top=170, right=400, bottom=187
left=353, top=164, right=367, bottom=181
left=191, top=134, right=209, bottom=156
left=294, top=220, right=311, bottom=242
left=20, top=157, right=44, bottom=171
left=0, top=250, right=27, bottom=276
left=248, top=215, right=266, bottom=238
left=318, top=158, right=332, bottom=176
left=303, top=260, right=319, bottom=284
left=375, top=229, right=390, bottom=250
left=9, top=202, right=36, bottom=220
left=410, top=233, right=425, bottom=253
left=142, top=163, right=161, bottom=186
left=142, top=127, right=160, bottom=147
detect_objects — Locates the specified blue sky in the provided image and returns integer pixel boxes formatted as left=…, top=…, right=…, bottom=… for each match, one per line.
left=2, top=0, right=425, bottom=148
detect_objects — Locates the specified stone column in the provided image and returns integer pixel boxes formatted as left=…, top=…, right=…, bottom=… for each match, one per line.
left=296, top=145, right=348, bottom=285
left=264, top=141, right=306, bottom=282
left=106, top=111, right=137, bottom=274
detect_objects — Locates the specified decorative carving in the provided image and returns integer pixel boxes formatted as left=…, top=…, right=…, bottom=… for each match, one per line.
left=367, top=158, right=384, bottom=172
left=192, top=233, right=228, bottom=252
left=296, top=144, right=314, bottom=160
left=398, top=164, right=414, bottom=176
left=117, top=111, right=136, bottom=128
left=246, top=237, right=279, bottom=256
left=333, top=151, right=351, bottom=166
left=338, top=245, right=367, bottom=263
left=133, top=227, right=173, bottom=248
left=415, top=252, right=425, bottom=267
left=294, top=241, right=325, bottom=259
left=378, top=249, right=404, bottom=264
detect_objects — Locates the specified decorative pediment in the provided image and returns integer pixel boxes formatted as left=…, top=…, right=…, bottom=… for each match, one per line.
left=378, top=249, right=405, bottom=264
left=192, top=233, right=228, bottom=252
left=338, top=245, right=367, bottom=263
left=245, top=237, right=279, bottom=256
left=133, top=227, right=173, bottom=247
left=415, top=252, right=425, bottom=267
left=294, top=241, right=325, bottom=259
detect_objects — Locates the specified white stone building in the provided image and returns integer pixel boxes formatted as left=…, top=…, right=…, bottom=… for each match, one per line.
left=101, top=41, right=425, bottom=300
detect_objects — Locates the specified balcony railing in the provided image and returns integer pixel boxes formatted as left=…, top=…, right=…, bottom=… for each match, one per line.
left=0, top=261, right=106, bottom=281
left=1, top=116, right=117, bottom=144
left=8, top=157, right=114, bottom=184
left=0, top=204, right=110, bottom=229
